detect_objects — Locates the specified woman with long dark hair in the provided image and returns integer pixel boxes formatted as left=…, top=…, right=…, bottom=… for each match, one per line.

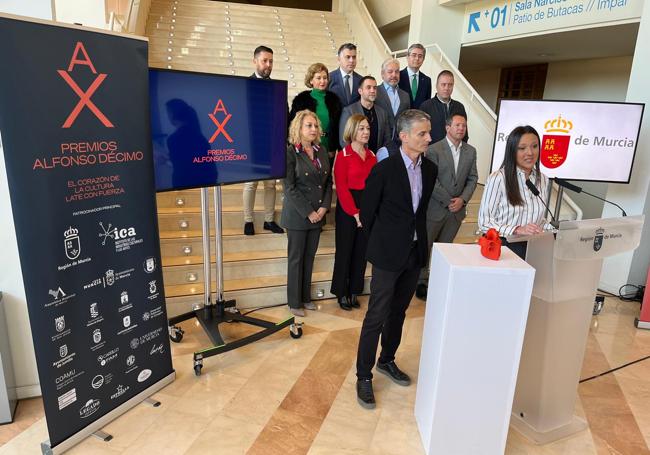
left=478, top=125, right=554, bottom=259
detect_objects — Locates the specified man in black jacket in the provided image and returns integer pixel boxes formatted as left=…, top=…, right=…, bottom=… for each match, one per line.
left=355, top=109, right=438, bottom=409
left=419, top=70, right=468, bottom=144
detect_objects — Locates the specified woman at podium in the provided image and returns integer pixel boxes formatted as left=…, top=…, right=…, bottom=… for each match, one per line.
left=478, top=125, right=554, bottom=259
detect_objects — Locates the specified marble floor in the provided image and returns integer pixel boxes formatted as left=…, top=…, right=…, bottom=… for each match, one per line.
left=1, top=295, right=649, bottom=454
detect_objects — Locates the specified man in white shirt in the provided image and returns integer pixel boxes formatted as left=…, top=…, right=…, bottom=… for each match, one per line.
left=375, top=58, right=410, bottom=156
left=417, top=113, right=478, bottom=298
left=328, top=43, right=363, bottom=107
left=398, top=43, right=432, bottom=109
left=243, top=45, right=284, bottom=235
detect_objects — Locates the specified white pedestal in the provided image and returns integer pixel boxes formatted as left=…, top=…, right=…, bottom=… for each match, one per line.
left=415, top=244, right=535, bottom=455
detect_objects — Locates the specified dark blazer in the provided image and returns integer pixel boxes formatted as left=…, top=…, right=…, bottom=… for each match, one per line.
left=398, top=68, right=432, bottom=109
left=289, top=90, right=342, bottom=150
left=337, top=101, right=393, bottom=151
left=281, top=143, right=333, bottom=230
left=328, top=69, right=362, bottom=106
left=419, top=95, right=469, bottom=144
left=361, top=152, right=437, bottom=271
left=425, top=138, right=478, bottom=222
left=375, top=83, right=411, bottom=137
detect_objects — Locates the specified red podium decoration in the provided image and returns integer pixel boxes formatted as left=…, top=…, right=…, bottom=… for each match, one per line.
left=479, top=229, right=502, bottom=260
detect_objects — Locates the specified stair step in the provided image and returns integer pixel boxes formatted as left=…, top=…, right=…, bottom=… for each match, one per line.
left=159, top=223, right=333, bottom=240
left=163, top=246, right=335, bottom=267
left=160, top=229, right=334, bottom=258
left=163, top=252, right=343, bottom=286
left=165, top=275, right=369, bottom=317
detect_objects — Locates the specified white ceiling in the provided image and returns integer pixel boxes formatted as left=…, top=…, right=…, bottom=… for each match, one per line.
left=459, top=23, right=639, bottom=72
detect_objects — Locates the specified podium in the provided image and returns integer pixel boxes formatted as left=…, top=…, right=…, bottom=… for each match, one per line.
left=415, top=244, right=535, bottom=455
left=510, top=215, right=644, bottom=444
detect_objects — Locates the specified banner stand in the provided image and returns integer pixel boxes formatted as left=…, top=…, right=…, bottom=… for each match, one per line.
left=168, top=186, right=303, bottom=376
left=41, top=371, right=174, bottom=454
left=0, top=15, right=176, bottom=453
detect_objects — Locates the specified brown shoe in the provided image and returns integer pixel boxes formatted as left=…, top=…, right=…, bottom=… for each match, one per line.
left=290, top=308, right=305, bottom=317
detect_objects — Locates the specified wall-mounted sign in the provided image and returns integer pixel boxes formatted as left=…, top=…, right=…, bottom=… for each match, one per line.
left=463, top=0, right=644, bottom=44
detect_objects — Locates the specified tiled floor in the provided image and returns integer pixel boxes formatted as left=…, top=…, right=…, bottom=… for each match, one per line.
left=1, top=295, right=649, bottom=454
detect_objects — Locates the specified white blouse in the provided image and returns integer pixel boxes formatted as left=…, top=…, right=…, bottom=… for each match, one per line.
left=478, top=167, right=554, bottom=236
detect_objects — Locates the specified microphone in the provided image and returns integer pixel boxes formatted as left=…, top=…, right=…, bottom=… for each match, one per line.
left=525, top=179, right=558, bottom=228
left=554, top=178, right=627, bottom=217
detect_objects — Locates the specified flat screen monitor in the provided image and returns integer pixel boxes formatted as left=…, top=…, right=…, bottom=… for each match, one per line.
left=490, top=99, right=644, bottom=183
left=149, top=68, right=288, bottom=191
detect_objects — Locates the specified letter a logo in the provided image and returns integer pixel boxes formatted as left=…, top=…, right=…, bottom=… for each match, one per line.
left=209, top=100, right=233, bottom=143
left=58, top=42, right=114, bottom=128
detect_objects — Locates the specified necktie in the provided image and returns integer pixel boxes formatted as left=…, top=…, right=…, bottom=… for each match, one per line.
left=392, top=86, right=399, bottom=115
left=411, top=74, right=418, bottom=100
left=344, top=74, right=351, bottom=103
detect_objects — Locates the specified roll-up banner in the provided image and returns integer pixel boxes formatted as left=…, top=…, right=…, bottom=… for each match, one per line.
left=0, top=15, right=174, bottom=452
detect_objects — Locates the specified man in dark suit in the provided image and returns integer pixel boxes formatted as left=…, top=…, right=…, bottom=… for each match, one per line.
left=328, top=43, right=362, bottom=107
left=355, top=110, right=437, bottom=409
left=419, top=70, right=469, bottom=144
left=338, top=76, right=395, bottom=156
left=375, top=58, right=410, bottom=151
left=398, top=43, right=432, bottom=109
left=416, top=113, right=478, bottom=298
left=243, top=45, right=284, bottom=236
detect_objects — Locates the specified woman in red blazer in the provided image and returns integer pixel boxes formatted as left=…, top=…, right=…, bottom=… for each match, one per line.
left=330, top=114, right=377, bottom=310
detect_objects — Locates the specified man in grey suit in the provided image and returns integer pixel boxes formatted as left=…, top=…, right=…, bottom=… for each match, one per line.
left=416, top=113, right=478, bottom=298
left=338, top=76, right=393, bottom=154
left=375, top=58, right=410, bottom=160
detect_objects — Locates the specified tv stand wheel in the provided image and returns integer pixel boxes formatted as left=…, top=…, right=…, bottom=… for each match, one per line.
left=289, top=323, right=303, bottom=339
left=193, top=360, right=203, bottom=376
left=169, top=326, right=184, bottom=343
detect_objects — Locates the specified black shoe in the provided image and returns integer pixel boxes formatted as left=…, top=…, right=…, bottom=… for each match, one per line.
left=338, top=296, right=352, bottom=311
left=263, top=221, right=284, bottom=234
left=415, top=283, right=428, bottom=300
left=376, top=361, right=411, bottom=386
left=244, top=222, right=255, bottom=236
left=356, top=379, right=376, bottom=409
left=349, top=294, right=360, bottom=308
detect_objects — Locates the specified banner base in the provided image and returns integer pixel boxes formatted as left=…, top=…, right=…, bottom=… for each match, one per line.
left=40, top=371, right=175, bottom=454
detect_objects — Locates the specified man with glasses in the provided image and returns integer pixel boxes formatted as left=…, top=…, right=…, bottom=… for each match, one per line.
left=398, top=43, right=431, bottom=109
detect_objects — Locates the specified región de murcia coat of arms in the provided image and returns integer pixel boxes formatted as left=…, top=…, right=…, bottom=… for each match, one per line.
left=542, top=114, right=573, bottom=169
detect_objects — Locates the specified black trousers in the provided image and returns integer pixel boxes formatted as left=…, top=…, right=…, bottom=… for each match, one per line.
left=356, top=244, right=421, bottom=379
left=287, top=228, right=321, bottom=309
left=500, top=237, right=528, bottom=260
left=330, top=190, right=368, bottom=298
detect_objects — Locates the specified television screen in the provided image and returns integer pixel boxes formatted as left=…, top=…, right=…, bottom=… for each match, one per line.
left=490, top=100, right=644, bottom=183
left=149, top=68, right=288, bottom=191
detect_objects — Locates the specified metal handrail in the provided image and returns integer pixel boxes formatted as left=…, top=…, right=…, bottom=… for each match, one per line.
left=392, top=44, right=497, bottom=121
left=354, top=0, right=391, bottom=55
